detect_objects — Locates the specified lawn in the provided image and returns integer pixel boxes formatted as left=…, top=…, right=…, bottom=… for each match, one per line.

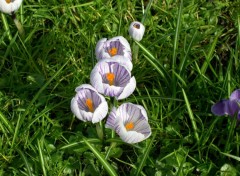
left=1, top=0, right=240, bottom=175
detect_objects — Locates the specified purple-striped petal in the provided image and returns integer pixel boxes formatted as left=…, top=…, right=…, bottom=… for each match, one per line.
left=95, top=38, right=107, bottom=60
left=117, top=76, right=136, bottom=100
left=105, top=107, right=117, bottom=130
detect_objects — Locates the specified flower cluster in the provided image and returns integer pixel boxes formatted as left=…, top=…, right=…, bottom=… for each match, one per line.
left=71, top=22, right=151, bottom=144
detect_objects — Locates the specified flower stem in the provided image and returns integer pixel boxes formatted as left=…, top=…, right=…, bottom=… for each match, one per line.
left=1, top=13, right=12, bottom=41
left=96, top=121, right=104, bottom=141
left=12, top=13, right=25, bottom=38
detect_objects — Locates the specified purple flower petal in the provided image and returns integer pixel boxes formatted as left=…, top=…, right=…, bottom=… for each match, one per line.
left=211, top=100, right=239, bottom=117
left=230, top=89, right=240, bottom=101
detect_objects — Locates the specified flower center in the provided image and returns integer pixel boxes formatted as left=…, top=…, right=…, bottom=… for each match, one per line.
left=133, top=23, right=140, bottom=29
left=125, top=122, right=134, bottom=131
left=106, top=73, right=115, bottom=86
left=108, top=47, right=118, bottom=56
left=85, top=98, right=94, bottom=112
left=6, top=0, right=12, bottom=3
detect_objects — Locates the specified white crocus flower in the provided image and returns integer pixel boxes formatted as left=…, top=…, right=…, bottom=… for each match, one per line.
left=90, top=60, right=136, bottom=100
left=0, top=0, right=23, bottom=14
left=128, top=21, right=145, bottom=42
left=95, top=36, right=132, bottom=61
left=71, top=84, right=108, bottom=123
left=106, top=103, right=151, bottom=144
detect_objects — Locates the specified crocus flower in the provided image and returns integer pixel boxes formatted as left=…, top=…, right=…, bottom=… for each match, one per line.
left=90, top=60, right=136, bottom=100
left=106, top=103, right=151, bottom=144
left=128, top=21, right=145, bottom=42
left=71, top=84, right=108, bottom=123
left=0, top=0, right=23, bottom=14
left=211, top=89, right=240, bottom=119
left=95, top=36, right=132, bottom=61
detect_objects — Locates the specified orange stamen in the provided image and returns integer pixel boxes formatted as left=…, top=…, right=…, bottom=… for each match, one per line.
left=6, top=0, right=11, bottom=3
left=106, top=73, right=115, bottom=86
left=125, top=122, right=134, bottom=131
left=108, top=47, right=118, bottom=56
left=85, top=98, right=94, bottom=112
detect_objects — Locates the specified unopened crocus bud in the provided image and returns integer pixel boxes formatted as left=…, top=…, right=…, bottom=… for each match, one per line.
left=128, top=21, right=145, bottom=42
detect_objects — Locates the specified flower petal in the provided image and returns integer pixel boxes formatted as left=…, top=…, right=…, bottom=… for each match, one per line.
left=105, top=107, right=117, bottom=129
left=117, top=76, right=136, bottom=100
left=92, top=101, right=108, bottom=123
left=90, top=64, right=105, bottom=94
left=70, top=97, right=85, bottom=121
left=0, top=0, right=23, bottom=14
left=211, top=100, right=239, bottom=116
left=230, top=89, right=240, bottom=101
left=95, top=38, right=107, bottom=60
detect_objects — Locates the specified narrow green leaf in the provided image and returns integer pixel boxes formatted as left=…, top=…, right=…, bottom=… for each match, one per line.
left=38, top=139, right=47, bottom=176
left=0, top=111, right=14, bottom=134
left=135, top=131, right=156, bottom=176
left=221, top=152, right=240, bottom=162
left=172, top=0, right=183, bottom=99
left=182, top=88, right=199, bottom=143
left=83, top=138, right=118, bottom=176
left=200, top=32, right=221, bottom=74
left=17, top=149, right=33, bottom=176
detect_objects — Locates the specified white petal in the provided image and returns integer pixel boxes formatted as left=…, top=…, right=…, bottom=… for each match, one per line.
left=90, top=64, right=104, bottom=94
left=80, top=111, right=93, bottom=121
left=117, top=76, right=136, bottom=100
left=116, top=122, right=146, bottom=144
left=92, top=101, right=108, bottom=123
left=0, top=0, right=23, bottom=14
left=103, top=84, right=123, bottom=97
left=95, top=38, right=107, bottom=60
left=75, top=84, right=97, bottom=93
left=136, top=105, right=148, bottom=121
left=128, top=21, right=145, bottom=42
left=110, top=36, right=131, bottom=51
left=105, top=107, right=117, bottom=129
left=70, top=97, right=85, bottom=122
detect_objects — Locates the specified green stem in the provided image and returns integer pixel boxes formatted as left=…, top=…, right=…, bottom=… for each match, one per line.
left=96, top=121, right=104, bottom=141
left=1, top=13, right=12, bottom=41
left=12, top=13, right=25, bottom=38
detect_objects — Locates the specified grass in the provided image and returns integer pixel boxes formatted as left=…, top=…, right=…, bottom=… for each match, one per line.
left=1, top=0, right=240, bottom=175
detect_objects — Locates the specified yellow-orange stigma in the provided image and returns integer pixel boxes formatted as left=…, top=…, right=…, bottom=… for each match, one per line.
left=6, top=0, right=11, bottom=4
left=133, top=23, right=140, bottom=29
left=106, top=73, right=115, bottom=86
left=85, top=98, right=94, bottom=112
left=108, top=47, right=118, bottom=56
left=125, top=122, right=134, bottom=131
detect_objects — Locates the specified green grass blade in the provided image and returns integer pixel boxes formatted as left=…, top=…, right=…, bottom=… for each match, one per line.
left=220, top=152, right=240, bottom=162
left=200, top=32, right=221, bottom=74
left=172, top=0, right=183, bottom=98
left=38, top=139, right=47, bottom=176
left=0, top=111, right=14, bottom=134
left=1, top=13, right=12, bottom=41
left=17, top=148, right=33, bottom=176
left=182, top=88, right=199, bottom=143
left=134, top=131, right=156, bottom=176
left=83, top=138, right=118, bottom=176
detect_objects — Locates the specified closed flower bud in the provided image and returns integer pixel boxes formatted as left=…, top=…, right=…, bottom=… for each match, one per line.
left=128, top=21, right=145, bottom=42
